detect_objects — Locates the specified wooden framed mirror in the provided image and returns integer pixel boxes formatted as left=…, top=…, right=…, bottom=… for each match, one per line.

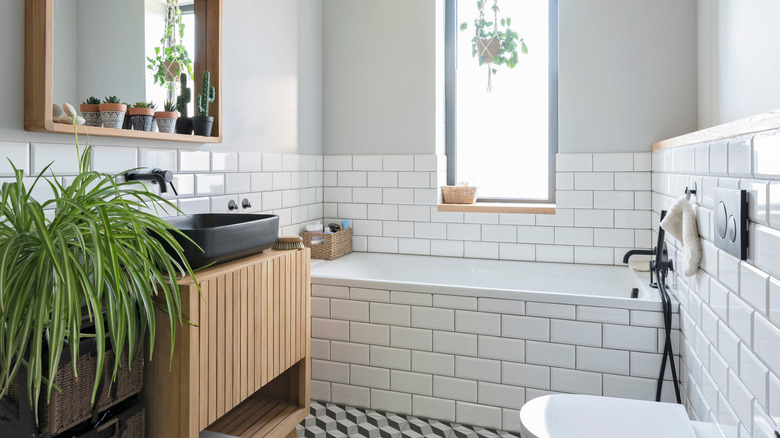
left=24, top=0, right=222, bottom=143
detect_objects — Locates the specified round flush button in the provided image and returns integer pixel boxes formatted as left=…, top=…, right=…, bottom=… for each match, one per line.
left=717, top=201, right=728, bottom=239
left=728, top=215, right=738, bottom=243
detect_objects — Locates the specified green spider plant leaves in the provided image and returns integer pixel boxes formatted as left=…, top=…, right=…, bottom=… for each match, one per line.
left=0, top=131, right=199, bottom=424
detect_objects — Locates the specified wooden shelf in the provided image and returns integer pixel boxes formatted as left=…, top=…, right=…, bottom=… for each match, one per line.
left=652, top=108, right=780, bottom=151
left=437, top=202, right=556, bottom=214
left=206, top=394, right=306, bottom=438
left=27, top=121, right=221, bottom=143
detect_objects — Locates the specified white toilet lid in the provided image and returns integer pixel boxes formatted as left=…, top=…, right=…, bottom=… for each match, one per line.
left=519, top=395, right=697, bottom=438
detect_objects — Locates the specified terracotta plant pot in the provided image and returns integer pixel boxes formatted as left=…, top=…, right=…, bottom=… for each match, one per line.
left=154, top=111, right=179, bottom=134
left=477, top=38, right=500, bottom=63
left=175, top=117, right=193, bottom=135
left=97, top=103, right=127, bottom=129
left=79, top=103, right=102, bottom=127
left=192, top=116, right=214, bottom=137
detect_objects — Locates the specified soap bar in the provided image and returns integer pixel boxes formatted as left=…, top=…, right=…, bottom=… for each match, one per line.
left=629, top=260, right=651, bottom=272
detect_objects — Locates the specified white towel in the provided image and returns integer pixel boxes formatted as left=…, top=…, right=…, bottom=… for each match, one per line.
left=660, top=197, right=702, bottom=277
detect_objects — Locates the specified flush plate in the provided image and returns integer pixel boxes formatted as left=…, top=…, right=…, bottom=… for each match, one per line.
left=714, top=188, right=748, bottom=260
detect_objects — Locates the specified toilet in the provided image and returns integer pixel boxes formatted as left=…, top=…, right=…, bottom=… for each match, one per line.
left=519, top=394, right=719, bottom=438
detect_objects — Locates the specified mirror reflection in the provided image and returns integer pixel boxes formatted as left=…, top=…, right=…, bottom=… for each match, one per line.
left=52, top=0, right=196, bottom=115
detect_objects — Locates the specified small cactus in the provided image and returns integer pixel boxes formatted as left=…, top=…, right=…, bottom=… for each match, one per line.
left=176, top=73, right=191, bottom=118
left=164, top=99, right=176, bottom=112
left=195, top=71, right=216, bottom=117
left=82, top=96, right=101, bottom=105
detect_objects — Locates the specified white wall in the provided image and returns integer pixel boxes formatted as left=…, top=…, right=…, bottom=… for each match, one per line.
left=0, top=0, right=322, bottom=155
left=323, top=0, right=438, bottom=156
left=697, top=0, right=780, bottom=129
left=323, top=0, right=698, bottom=156
left=558, top=0, right=698, bottom=153
left=52, top=0, right=79, bottom=107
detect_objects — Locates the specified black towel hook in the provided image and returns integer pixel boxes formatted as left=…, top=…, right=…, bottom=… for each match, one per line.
left=685, top=181, right=697, bottom=201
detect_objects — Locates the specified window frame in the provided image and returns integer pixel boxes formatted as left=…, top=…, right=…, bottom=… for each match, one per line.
left=445, top=0, right=559, bottom=204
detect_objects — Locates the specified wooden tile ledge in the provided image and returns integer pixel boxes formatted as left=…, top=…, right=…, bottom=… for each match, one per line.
left=652, top=108, right=780, bottom=151
left=437, top=203, right=556, bottom=214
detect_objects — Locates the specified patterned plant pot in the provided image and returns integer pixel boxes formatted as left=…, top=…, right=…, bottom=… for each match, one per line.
left=192, top=116, right=214, bottom=137
left=128, top=107, right=155, bottom=131
left=79, top=103, right=102, bottom=127
left=175, top=117, right=193, bottom=135
left=154, top=111, right=179, bottom=134
left=98, top=103, right=127, bottom=129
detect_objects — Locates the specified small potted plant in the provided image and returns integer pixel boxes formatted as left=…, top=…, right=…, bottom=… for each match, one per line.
left=460, top=0, right=528, bottom=91
left=98, top=96, right=127, bottom=129
left=146, top=0, right=193, bottom=94
left=128, top=101, right=156, bottom=131
left=192, top=71, right=215, bottom=137
left=154, top=100, right=179, bottom=134
left=175, top=73, right=193, bottom=135
left=79, top=96, right=102, bottom=127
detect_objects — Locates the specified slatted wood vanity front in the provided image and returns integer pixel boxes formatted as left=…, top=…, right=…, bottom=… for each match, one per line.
left=144, top=248, right=311, bottom=438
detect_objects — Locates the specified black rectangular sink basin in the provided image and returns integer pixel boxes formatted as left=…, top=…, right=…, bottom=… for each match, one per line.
left=159, top=214, right=279, bottom=269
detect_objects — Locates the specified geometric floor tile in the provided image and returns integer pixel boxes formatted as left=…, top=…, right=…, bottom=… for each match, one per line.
left=298, top=401, right=521, bottom=438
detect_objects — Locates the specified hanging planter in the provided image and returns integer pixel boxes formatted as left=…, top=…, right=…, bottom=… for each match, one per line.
left=147, top=0, right=193, bottom=94
left=460, top=0, right=528, bottom=91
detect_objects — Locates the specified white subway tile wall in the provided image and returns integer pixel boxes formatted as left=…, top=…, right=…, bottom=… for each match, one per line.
left=654, top=129, right=780, bottom=437
left=310, top=283, right=676, bottom=433
left=323, top=153, right=652, bottom=264
left=4, top=142, right=323, bottom=237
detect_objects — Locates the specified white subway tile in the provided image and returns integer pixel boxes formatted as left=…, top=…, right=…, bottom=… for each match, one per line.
left=499, top=243, right=536, bottom=261
left=464, top=212, right=500, bottom=224
left=482, top=225, right=517, bottom=243
left=412, top=307, right=454, bottom=331
left=709, top=140, right=728, bottom=175
left=478, top=298, right=525, bottom=315
left=177, top=197, right=210, bottom=215
left=593, top=153, right=634, bottom=171
left=397, top=172, right=429, bottom=188
left=412, top=395, right=455, bottom=422
left=753, top=131, right=780, bottom=177
left=352, top=155, right=383, bottom=171
left=499, top=213, right=536, bottom=225
left=178, top=150, right=210, bottom=172
left=478, top=336, right=525, bottom=362
left=556, top=154, right=593, bottom=171
left=391, top=326, right=432, bottom=350
left=225, top=173, right=251, bottom=194
left=454, top=310, right=500, bottom=336
left=340, top=203, right=368, bottom=220
left=430, top=240, right=464, bottom=257
left=551, top=368, right=602, bottom=395
left=311, top=297, right=331, bottom=318
left=392, top=291, right=432, bottom=306
left=398, top=205, right=430, bottom=221
left=535, top=245, right=573, bottom=263
left=577, top=346, right=629, bottom=375
left=32, top=143, right=80, bottom=175
left=433, top=331, right=477, bottom=356
left=615, top=210, right=651, bottom=229
left=456, top=402, right=502, bottom=430
left=349, top=322, right=389, bottom=345
left=324, top=187, right=351, bottom=203
left=727, top=136, right=752, bottom=176
left=384, top=155, right=415, bottom=171
left=350, top=288, right=390, bottom=302
left=383, top=188, right=415, bottom=204
left=434, top=376, right=477, bottom=402
left=556, top=172, right=574, bottom=190
left=740, top=344, right=769, bottom=409
left=332, top=383, right=370, bottom=408
left=728, top=293, right=753, bottom=343
left=338, top=171, right=367, bottom=187
left=261, top=153, right=282, bottom=172
left=694, top=144, right=710, bottom=174
left=312, top=359, right=350, bottom=384
left=754, top=225, right=780, bottom=280
left=353, top=219, right=383, bottom=237
left=517, top=226, right=555, bottom=244
left=536, top=209, right=574, bottom=226
left=368, top=172, right=398, bottom=188
left=195, top=174, right=225, bottom=195
left=593, top=191, right=634, bottom=209
left=455, top=356, right=501, bottom=383
left=577, top=306, right=629, bottom=324
left=744, top=180, right=769, bottom=225
left=555, top=227, right=594, bottom=246
left=311, top=339, right=330, bottom=360
left=370, top=345, right=411, bottom=370
left=755, top=314, right=780, bottom=372
left=371, top=303, right=411, bottom=326
left=323, top=171, right=337, bottom=187
left=550, top=319, right=602, bottom=347
left=368, top=204, right=398, bottom=221
left=728, top=370, right=754, bottom=426
left=415, top=155, right=438, bottom=171
left=415, top=222, right=447, bottom=239
left=769, top=373, right=780, bottom=423
left=324, top=155, right=352, bottom=171
left=603, top=375, right=657, bottom=401
left=575, top=172, right=614, bottom=190
left=465, top=241, right=499, bottom=259
left=331, top=299, right=369, bottom=322
left=390, top=370, right=432, bottom=396
left=603, top=324, right=657, bottom=352
left=526, top=341, right=575, bottom=368
left=412, top=351, right=455, bottom=376
left=371, top=389, right=412, bottom=415
left=741, top=262, right=769, bottom=316
left=250, top=172, right=273, bottom=192
left=447, top=223, right=481, bottom=241
left=556, top=191, right=593, bottom=209
left=433, top=295, right=477, bottom=310
left=331, top=341, right=370, bottom=365
left=502, top=362, right=550, bottom=390
left=431, top=208, right=465, bottom=223
left=719, top=250, right=740, bottom=293
left=574, top=246, right=614, bottom=265
left=770, top=278, right=780, bottom=325
left=503, top=315, right=550, bottom=341
left=139, top=148, right=176, bottom=172
left=594, top=229, right=635, bottom=247
left=574, top=210, right=615, bottom=228
left=615, top=172, right=651, bottom=190
left=527, top=302, right=576, bottom=319
left=313, top=318, right=350, bottom=341
left=92, top=146, right=137, bottom=173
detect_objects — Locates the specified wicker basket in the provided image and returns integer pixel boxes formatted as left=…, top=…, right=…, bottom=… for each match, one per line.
left=73, top=401, right=145, bottom=438
left=1, top=341, right=143, bottom=437
left=301, top=228, right=353, bottom=260
left=441, top=185, right=478, bottom=204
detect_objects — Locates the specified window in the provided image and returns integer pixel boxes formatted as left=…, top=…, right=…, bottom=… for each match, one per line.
left=445, top=0, right=558, bottom=203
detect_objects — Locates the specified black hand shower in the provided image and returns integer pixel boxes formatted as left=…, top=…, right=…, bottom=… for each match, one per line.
left=655, top=210, right=682, bottom=404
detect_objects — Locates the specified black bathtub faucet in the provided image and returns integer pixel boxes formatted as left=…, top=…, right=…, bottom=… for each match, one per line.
left=125, top=168, right=178, bottom=195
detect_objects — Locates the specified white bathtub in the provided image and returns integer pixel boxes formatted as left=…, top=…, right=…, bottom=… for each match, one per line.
left=311, top=253, right=664, bottom=311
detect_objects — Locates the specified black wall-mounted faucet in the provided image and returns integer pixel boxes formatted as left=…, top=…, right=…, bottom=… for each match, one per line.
left=125, top=168, right=178, bottom=195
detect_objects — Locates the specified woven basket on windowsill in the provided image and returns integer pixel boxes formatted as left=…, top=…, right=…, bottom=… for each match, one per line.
left=441, top=185, right=478, bottom=204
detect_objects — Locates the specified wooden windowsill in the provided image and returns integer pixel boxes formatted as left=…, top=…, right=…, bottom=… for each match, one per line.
left=437, top=203, right=556, bottom=214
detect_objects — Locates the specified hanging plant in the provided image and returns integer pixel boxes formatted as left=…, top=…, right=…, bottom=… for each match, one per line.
left=460, top=0, right=528, bottom=91
left=146, top=0, right=194, bottom=93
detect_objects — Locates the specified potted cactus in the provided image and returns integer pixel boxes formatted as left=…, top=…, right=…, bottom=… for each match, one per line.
left=98, top=96, right=127, bottom=129
left=128, top=101, right=156, bottom=131
left=154, top=100, right=179, bottom=134
left=79, top=96, right=102, bottom=127
left=192, top=71, right=216, bottom=136
left=175, top=73, right=193, bottom=135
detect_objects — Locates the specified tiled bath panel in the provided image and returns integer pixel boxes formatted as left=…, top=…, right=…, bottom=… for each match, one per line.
left=309, top=283, right=679, bottom=433
left=296, top=401, right=520, bottom=438
left=654, top=129, right=780, bottom=437
left=323, top=152, right=653, bottom=265
left=5, top=142, right=324, bottom=236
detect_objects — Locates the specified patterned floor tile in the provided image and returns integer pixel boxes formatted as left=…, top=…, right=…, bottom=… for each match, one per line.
left=298, top=402, right=520, bottom=438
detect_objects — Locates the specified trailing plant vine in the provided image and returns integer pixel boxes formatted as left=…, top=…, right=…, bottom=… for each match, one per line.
left=147, top=0, right=193, bottom=93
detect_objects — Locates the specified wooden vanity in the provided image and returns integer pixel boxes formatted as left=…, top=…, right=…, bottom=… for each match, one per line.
left=144, top=248, right=311, bottom=438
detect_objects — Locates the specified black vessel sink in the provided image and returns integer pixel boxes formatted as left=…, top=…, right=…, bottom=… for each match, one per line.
left=160, top=214, right=279, bottom=269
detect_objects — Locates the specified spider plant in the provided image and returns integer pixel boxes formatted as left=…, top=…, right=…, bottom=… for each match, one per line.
left=0, top=128, right=198, bottom=423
